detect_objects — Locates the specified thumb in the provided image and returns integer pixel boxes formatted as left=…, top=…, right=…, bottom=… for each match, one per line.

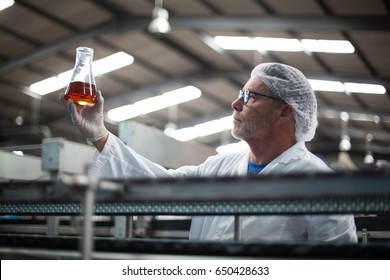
left=96, top=90, right=104, bottom=106
left=59, top=91, right=65, bottom=103
left=66, top=98, right=74, bottom=114
left=67, top=99, right=81, bottom=126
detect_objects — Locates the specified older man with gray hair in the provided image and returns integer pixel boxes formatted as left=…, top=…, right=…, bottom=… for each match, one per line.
left=62, top=62, right=357, bottom=242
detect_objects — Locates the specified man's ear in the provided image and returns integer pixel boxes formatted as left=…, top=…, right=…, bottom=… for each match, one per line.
left=280, top=104, right=294, bottom=118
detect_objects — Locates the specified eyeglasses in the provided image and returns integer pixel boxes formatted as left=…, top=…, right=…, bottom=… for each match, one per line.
left=238, top=89, right=283, bottom=105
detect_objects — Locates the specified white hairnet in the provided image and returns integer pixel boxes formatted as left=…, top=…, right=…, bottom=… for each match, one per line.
left=251, top=63, right=317, bottom=142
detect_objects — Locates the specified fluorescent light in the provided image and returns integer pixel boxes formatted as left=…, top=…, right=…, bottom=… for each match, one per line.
left=301, top=39, right=355, bottom=53
left=254, top=37, right=303, bottom=52
left=29, top=77, right=64, bottom=95
left=308, top=79, right=386, bottom=94
left=57, top=69, right=74, bottom=84
left=107, top=104, right=139, bottom=122
left=132, top=84, right=203, bottom=116
left=12, top=150, right=24, bottom=156
left=308, top=79, right=345, bottom=92
left=216, top=141, right=249, bottom=154
left=135, top=85, right=201, bottom=115
left=134, top=95, right=171, bottom=115
left=107, top=86, right=201, bottom=122
left=214, top=36, right=303, bottom=52
left=29, top=51, right=134, bottom=95
left=214, top=36, right=254, bottom=50
left=344, top=82, right=386, bottom=94
left=93, top=52, right=134, bottom=75
left=194, top=116, right=232, bottom=137
left=213, top=36, right=355, bottom=54
left=163, top=86, right=201, bottom=104
left=169, top=127, right=198, bottom=142
left=169, top=116, right=233, bottom=142
left=0, top=0, right=14, bottom=11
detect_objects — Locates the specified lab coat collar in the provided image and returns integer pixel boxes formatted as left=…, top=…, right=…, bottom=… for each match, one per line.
left=260, top=141, right=307, bottom=173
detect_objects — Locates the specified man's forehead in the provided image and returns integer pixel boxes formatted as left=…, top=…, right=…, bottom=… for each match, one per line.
left=245, top=76, right=272, bottom=94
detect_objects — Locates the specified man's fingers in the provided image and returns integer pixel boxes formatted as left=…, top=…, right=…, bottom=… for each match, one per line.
left=59, top=91, right=65, bottom=104
left=66, top=98, right=74, bottom=113
left=67, top=99, right=81, bottom=125
left=96, top=90, right=104, bottom=105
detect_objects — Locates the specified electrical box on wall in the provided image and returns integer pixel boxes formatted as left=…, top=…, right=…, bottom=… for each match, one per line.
left=41, top=138, right=95, bottom=174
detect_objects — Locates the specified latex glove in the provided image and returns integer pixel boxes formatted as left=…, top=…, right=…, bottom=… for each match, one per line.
left=61, top=90, right=109, bottom=143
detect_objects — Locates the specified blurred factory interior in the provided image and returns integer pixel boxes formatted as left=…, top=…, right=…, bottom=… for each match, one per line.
left=0, top=0, right=389, bottom=168
left=0, top=0, right=390, bottom=259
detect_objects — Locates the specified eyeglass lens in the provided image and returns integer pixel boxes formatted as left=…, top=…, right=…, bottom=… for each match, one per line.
left=238, top=90, right=249, bottom=105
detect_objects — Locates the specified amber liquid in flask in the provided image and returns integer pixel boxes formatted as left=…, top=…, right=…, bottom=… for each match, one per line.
left=64, top=47, right=97, bottom=106
left=64, top=81, right=97, bottom=105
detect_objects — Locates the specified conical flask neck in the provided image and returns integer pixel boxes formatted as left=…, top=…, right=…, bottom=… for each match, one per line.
left=75, top=47, right=94, bottom=66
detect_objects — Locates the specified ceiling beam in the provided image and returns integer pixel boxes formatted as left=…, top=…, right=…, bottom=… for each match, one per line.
left=169, top=15, right=390, bottom=31
left=0, top=19, right=121, bottom=75
left=0, top=15, right=389, bottom=75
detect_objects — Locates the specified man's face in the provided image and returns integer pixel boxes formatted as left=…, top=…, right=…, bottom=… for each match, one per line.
left=231, top=76, right=281, bottom=142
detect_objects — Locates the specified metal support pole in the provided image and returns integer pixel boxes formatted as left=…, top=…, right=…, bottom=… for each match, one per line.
left=362, top=228, right=369, bottom=243
left=114, top=216, right=127, bottom=238
left=234, top=215, right=242, bottom=241
left=80, top=166, right=96, bottom=259
left=134, top=216, right=147, bottom=237
left=47, top=216, right=59, bottom=236
left=127, top=216, right=134, bottom=238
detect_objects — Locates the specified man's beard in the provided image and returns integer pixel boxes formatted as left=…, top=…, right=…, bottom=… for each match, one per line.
left=231, top=114, right=273, bottom=142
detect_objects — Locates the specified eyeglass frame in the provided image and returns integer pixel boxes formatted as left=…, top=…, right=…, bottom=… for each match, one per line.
left=238, top=89, right=285, bottom=106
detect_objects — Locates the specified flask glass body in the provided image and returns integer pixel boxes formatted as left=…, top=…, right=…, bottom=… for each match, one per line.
left=64, top=47, right=97, bottom=106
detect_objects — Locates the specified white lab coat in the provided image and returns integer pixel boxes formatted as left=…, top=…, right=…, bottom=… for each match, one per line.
left=93, top=133, right=357, bottom=243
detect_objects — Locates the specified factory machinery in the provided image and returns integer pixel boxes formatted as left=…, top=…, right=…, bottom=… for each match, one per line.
left=0, top=121, right=389, bottom=259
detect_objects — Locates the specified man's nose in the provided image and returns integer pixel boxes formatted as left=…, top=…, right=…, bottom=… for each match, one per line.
left=231, top=96, right=243, bottom=111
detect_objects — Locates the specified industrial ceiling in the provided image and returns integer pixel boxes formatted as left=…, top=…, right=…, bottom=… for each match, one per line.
left=0, top=0, right=389, bottom=168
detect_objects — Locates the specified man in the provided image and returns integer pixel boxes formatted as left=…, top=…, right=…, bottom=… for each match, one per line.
left=63, top=62, right=357, bottom=242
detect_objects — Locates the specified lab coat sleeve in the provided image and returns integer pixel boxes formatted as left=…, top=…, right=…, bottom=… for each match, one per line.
left=92, top=133, right=200, bottom=179
left=306, top=214, right=358, bottom=243
left=92, top=133, right=246, bottom=179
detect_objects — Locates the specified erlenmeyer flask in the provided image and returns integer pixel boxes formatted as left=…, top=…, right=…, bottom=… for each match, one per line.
left=64, top=47, right=97, bottom=106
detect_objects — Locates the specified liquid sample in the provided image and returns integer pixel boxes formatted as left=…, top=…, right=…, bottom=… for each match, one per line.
left=64, top=81, right=97, bottom=106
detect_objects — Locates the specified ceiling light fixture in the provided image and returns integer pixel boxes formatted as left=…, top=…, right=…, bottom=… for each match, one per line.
left=216, top=141, right=249, bottom=154
left=301, top=39, right=355, bottom=53
left=213, top=36, right=255, bottom=50
left=344, top=82, right=386, bottom=94
left=148, top=0, right=171, bottom=34
left=107, top=86, right=201, bottom=122
left=168, top=116, right=233, bottom=142
left=308, top=79, right=386, bottom=94
left=213, top=36, right=355, bottom=54
left=254, top=37, right=303, bottom=52
left=0, top=0, right=14, bottom=12
left=29, top=51, right=134, bottom=95
left=92, top=52, right=135, bottom=75
left=308, top=79, right=345, bottom=92
left=30, top=77, right=63, bottom=96
left=363, top=133, right=374, bottom=164
left=339, top=112, right=351, bottom=152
